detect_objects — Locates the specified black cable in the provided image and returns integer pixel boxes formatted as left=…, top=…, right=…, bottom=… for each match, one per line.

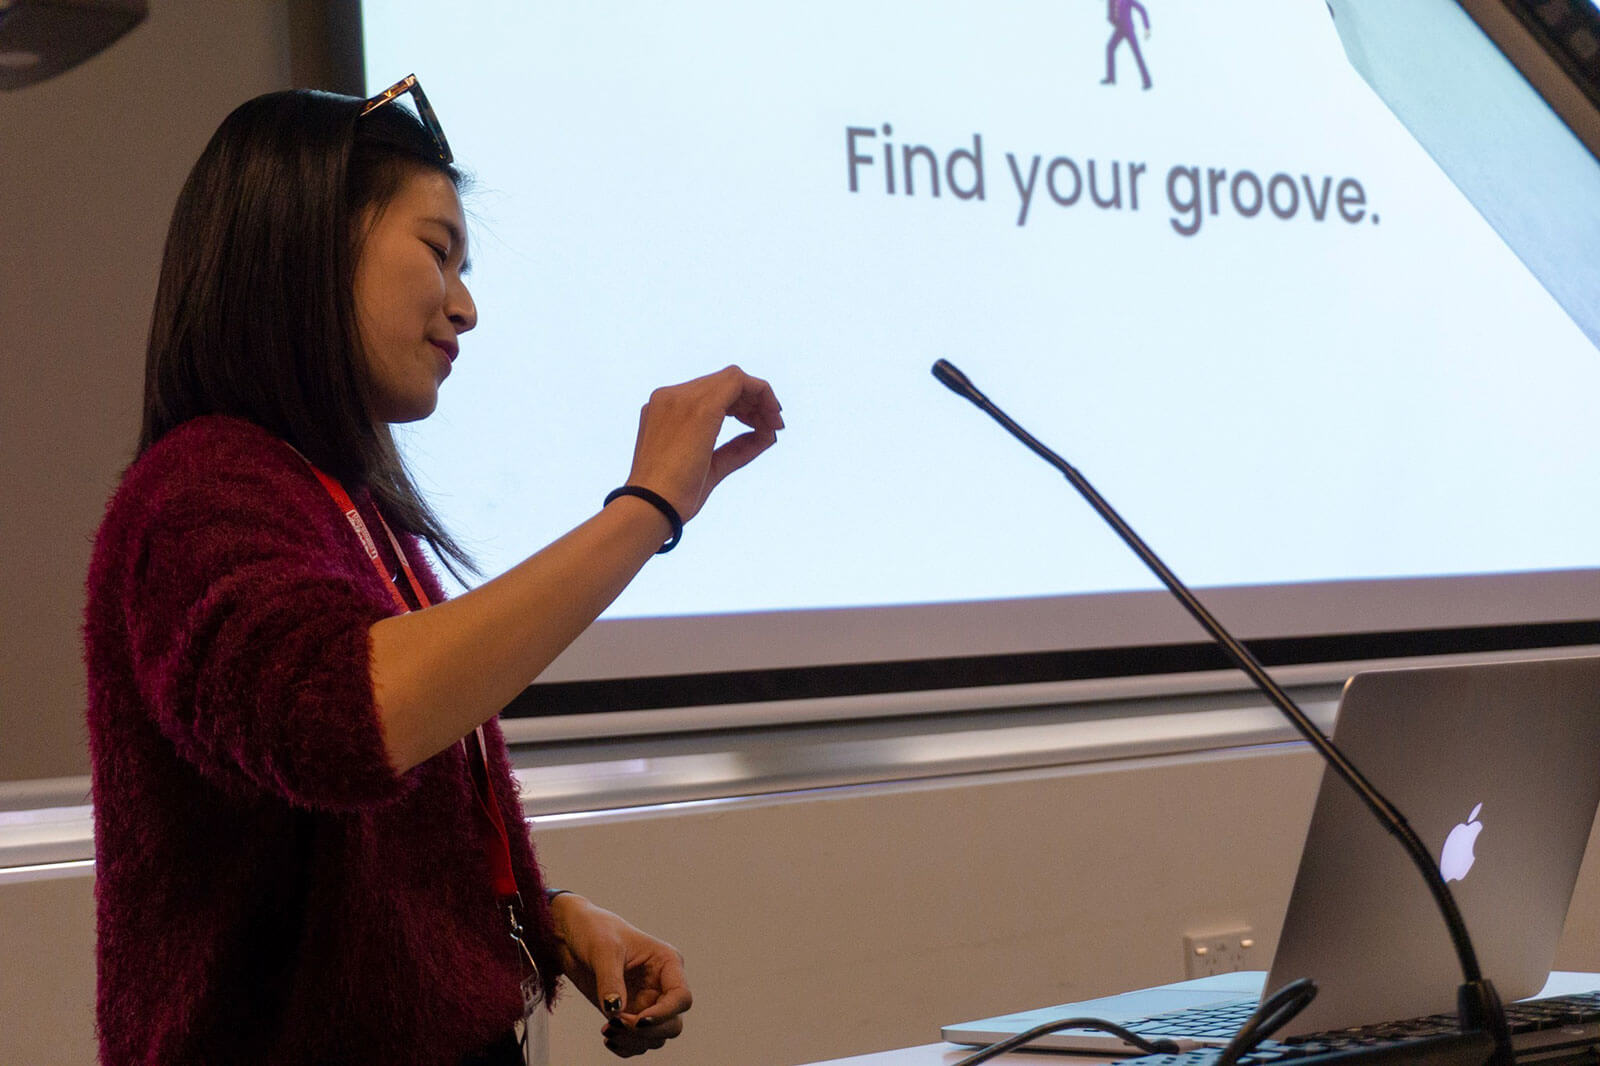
left=951, top=1016, right=1183, bottom=1066
left=1216, top=979, right=1319, bottom=1066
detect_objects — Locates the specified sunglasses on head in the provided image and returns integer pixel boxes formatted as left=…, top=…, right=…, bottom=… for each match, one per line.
left=360, top=73, right=453, bottom=165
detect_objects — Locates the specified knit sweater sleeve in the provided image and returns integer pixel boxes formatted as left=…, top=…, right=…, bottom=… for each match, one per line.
left=96, top=417, right=411, bottom=810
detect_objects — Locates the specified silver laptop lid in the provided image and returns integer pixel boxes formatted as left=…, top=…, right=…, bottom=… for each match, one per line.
left=1267, top=655, right=1600, bottom=1036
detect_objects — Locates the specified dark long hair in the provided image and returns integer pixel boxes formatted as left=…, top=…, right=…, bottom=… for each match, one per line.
left=140, top=88, right=474, bottom=576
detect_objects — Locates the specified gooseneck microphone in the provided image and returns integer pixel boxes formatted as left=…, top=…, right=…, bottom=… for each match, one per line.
left=931, top=358, right=1512, bottom=1066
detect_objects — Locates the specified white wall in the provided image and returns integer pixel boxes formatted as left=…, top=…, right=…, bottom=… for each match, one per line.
left=9, top=744, right=1600, bottom=1066
left=0, top=745, right=1336, bottom=1065
left=1, top=1, right=301, bottom=783
left=535, top=746, right=1328, bottom=1065
left=6, top=5, right=1600, bottom=1066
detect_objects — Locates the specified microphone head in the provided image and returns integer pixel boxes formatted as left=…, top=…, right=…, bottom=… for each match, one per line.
left=931, top=359, right=974, bottom=396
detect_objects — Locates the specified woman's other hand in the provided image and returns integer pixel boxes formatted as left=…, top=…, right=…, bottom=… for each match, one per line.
left=625, top=365, right=783, bottom=523
left=549, top=892, right=693, bottom=1057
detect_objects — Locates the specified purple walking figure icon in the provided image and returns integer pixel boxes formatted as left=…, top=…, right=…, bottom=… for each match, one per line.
left=1101, top=0, right=1153, bottom=90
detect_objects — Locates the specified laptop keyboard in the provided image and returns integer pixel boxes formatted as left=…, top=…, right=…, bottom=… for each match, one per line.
left=1128, top=999, right=1263, bottom=1039
left=1112, top=991, right=1600, bottom=1065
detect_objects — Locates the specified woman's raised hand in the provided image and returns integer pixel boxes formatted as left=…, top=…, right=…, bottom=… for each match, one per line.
left=623, top=366, right=783, bottom=523
left=367, top=366, right=782, bottom=773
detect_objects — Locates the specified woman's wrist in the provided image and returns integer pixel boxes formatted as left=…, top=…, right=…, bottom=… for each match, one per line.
left=603, top=485, right=683, bottom=553
left=545, top=888, right=584, bottom=938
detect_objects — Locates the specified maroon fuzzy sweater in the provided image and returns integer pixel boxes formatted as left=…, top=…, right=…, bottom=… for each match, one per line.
left=84, top=416, right=563, bottom=1065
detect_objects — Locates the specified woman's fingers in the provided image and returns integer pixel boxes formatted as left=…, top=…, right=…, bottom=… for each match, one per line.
left=622, top=964, right=692, bottom=1028
left=602, top=1015, right=682, bottom=1057
left=707, top=427, right=779, bottom=487
left=595, top=964, right=689, bottom=1056
left=626, top=365, right=783, bottom=520
left=720, top=367, right=784, bottom=432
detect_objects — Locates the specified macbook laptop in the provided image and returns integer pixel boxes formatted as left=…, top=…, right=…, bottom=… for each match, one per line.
left=944, top=654, right=1600, bottom=1053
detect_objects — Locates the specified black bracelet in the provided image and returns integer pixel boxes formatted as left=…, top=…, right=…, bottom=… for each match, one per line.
left=604, top=485, right=683, bottom=554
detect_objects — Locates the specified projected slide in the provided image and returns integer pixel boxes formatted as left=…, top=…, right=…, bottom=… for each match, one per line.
left=365, top=1, right=1600, bottom=683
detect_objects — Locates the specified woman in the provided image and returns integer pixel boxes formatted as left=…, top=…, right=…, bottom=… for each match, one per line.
left=83, top=78, right=782, bottom=1065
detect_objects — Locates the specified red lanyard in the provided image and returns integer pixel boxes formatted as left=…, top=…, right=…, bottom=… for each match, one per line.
left=306, top=465, right=520, bottom=901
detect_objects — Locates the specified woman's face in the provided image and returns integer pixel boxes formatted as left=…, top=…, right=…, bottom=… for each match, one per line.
left=353, top=167, right=477, bottom=424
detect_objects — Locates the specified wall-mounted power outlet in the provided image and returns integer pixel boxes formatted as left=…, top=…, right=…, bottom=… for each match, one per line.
left=1182, top=926, right=1256, bottom=979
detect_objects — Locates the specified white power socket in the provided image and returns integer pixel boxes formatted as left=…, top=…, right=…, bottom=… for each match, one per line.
left=1182, top=926, right=1256, bottom=979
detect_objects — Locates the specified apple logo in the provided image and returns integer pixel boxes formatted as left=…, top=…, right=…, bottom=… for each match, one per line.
left=1439, top=802, right=1485, bottom=883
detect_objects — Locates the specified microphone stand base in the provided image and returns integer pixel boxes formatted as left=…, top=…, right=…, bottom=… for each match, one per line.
left=1458, top=979, right=1514, bottom=1066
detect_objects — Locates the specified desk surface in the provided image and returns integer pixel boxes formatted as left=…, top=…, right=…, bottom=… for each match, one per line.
left=799, top=972, right=1600, bottom=1066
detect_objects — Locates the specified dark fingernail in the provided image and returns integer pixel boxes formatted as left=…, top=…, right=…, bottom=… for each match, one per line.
left=637, top=1016, right=656, bottom=1028
left=603, top=995, right=622, bottom=1014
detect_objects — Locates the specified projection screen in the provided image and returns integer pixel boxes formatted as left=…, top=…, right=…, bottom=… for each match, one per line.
left=361, top=0, right=1600, bottom=715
